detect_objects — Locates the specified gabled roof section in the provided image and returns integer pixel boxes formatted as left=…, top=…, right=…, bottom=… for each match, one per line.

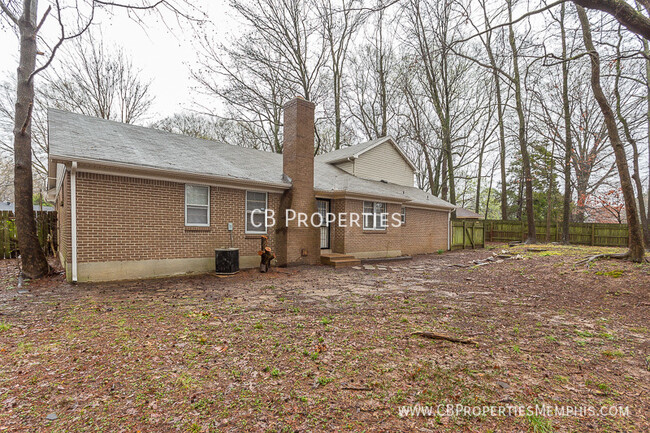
left=316, top=136, right=417, bottom=171
left=47, top=109, right=454, bottom=210
left=47, top=108, right=291, bottom=189
left=455, top=207, right=483, bottom=219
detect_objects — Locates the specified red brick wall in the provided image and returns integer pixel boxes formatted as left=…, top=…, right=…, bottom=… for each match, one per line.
left=73, top=172, right=280, bottom=263
left=332, top=198, right=448, bottom=256
left=401, top=206, right=449, bottom=254
left=57, top=170, right=448, bottom=273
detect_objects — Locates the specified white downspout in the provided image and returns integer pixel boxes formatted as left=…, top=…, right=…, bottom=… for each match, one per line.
left=447, top=210, right=451, bottom=251
left=70, top=162, right=78, bottom=282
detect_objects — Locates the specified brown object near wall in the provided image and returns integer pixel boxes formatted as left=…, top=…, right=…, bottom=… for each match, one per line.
left=259, top=235, right=275, bottom=273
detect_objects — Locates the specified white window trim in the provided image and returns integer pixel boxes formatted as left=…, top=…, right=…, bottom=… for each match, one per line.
left=185, top=184, right=210, bottom=227
left=363, top=201, right=387, bottom=231
left=401, top=207, right=406, bottom=225
left=245, top=190, right=268, bottom=234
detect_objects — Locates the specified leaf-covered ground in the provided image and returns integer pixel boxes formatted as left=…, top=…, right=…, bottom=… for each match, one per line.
left=0, top=244, right=648, bottom=432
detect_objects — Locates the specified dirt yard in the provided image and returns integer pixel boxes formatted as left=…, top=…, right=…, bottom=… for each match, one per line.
left=0, top=244, right=648, bottom=432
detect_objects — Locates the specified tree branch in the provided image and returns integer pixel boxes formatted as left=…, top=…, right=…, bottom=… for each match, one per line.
left=0, top=1, right=18, bottom=25
left=453, top=0, right=566, bottom=46
left=573, top=0, right=650, bottom=40
left=35, top=5, right=51, bottom=33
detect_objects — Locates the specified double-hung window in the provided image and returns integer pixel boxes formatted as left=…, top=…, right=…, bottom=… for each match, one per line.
left=246, top=191, right=268, bottom=234
left=401, top=207, right=406, bottom=225
left=185, top=185, right=210, bottom=226
left=363, top=201, right=387, bottom=230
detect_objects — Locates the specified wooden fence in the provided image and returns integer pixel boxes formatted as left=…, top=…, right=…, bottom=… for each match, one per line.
left=451, top=220, right=485, bottom=250
left=0, top=210, right=57, bottom=259
left=484, top=220, right=629, bottom=247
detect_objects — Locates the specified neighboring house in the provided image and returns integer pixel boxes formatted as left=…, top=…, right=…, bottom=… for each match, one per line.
left=455, top=207, right=483, bottom=220
left=0, top=202, right=55, bottom=213
left=47, top=98, right=455, bottom=282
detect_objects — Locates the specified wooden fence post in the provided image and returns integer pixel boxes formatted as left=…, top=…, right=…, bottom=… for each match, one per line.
left=591, top=223, right=595, bottom=246
left=462, top=220, right=466, bottom=249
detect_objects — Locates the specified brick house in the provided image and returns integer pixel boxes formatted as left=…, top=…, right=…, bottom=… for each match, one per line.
left=47, top=98, right=454, bottom=282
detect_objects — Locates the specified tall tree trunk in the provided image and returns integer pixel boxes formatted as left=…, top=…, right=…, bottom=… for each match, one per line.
left=643, top=39, right=650, bottom=231
left=441, top=151, right=448, bottom=201
left=421, top=141, right=435, bottom=194
left=378, top=10, right=388, bottom=137
left=444, top=125, right=455, bottom=204
left=13, top=0, right=50, bottom=279
left=546, top=140, right=556, bottom=242
left=508, top=0, right=536, bottom=242
left=481, top=2, right=508, bottom=219
left=475, top=146, right=484, bottom=214
left=560, top=3, right=573, bottom=243
left=484, top=160, right=496, bottom=219
left=577, top=6, right=645, bottom=261
left=614, top=27, right=650, bottom=246
left=334, top=79, right=341, bottom=149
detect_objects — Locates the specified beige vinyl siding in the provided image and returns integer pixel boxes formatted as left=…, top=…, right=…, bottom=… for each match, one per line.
left=335, top=159, right=354, bottom=175
left=334, top=142, right=414, bottom=186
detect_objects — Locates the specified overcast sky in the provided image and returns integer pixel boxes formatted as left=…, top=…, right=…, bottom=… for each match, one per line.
left=0, top=0, right=236, bottom=121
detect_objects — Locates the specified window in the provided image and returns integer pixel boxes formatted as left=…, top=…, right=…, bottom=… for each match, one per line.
left=401, top=207, right=406, bottom=225
left=363, top=201, right=387, bottom=230
left=185, top=185, right=210, bottom=226
left=246, top=191, right=268, bottom=233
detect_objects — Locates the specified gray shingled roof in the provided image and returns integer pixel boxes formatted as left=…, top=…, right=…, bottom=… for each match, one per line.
left=48, top=109, right=289, bottom=188
left=48, top=109, right=454, bottom=210
left=455, top=207, right=483, bottom=219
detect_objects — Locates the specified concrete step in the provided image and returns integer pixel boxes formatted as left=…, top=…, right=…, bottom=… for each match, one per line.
left=330, top=258, right=361, bottom=268
left=321, top=253, right=360, bottom=268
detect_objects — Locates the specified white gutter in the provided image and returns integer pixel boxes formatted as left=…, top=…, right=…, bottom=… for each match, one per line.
left=70, top=162, right=78, bottom=282
left=346, top=156, right=357, bottom=175
left=49, top=154, right=290, bottom=191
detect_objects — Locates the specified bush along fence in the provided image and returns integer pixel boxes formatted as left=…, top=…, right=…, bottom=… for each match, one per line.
left=451, top=220, right=485, bottom=250
left=484, top=220, right=629, bottom=247
left=0, top=210, right=57, bottom=259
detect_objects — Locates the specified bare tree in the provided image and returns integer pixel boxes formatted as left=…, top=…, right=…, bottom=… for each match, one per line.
left=193, top=34, right=290, bottom=153
left=43, top=33, right=154, bottom=124
left=404, top=0, right=474, bottom=205
left=613, top=26, right=650, bottom=245
left=346, top=9, right=392, bottom=140
left=506, top=0, right=536, bottom=242
left=559, top=2, right=574, bottom=243
left=151, top=112, right=255, bottom=149
left=577, top=5, right=645, bottom=261
left=572, top=0, right=650, bottom=40
left=316, top=0, right=366, bottom=149
left=228, top=0, right=326, bottom=102
left=0, top=0, right=200, bottom=279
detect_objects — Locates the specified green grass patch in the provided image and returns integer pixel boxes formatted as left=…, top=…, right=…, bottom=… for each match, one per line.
left=595, top=270, right=624, bottom=278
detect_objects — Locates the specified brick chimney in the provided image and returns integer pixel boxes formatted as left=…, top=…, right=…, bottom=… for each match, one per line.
left=276, top=97, right=320, bottom=266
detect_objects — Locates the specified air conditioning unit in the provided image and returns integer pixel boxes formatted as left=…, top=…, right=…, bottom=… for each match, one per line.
left=215, top=248, right=239, bottom=274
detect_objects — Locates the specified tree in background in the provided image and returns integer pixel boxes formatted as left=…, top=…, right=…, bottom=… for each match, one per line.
left=577, top=5, right=645, bottom=261
left=0, top=0, right=200, bottom=279
left=43, top=33, right=154, bottom=124
left=151, top=113, right=255, bottom=149
left=585, top=188, right=626, bottom=223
